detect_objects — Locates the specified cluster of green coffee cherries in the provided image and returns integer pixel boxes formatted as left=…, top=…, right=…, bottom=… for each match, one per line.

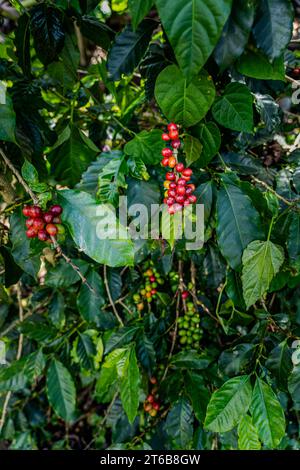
left=133, top=261, right=165, bottom=311
left=178, top=301, right=203, bottom=349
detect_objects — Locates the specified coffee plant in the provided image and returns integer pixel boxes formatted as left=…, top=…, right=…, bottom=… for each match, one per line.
left=0, top=0, right=300, bottom=451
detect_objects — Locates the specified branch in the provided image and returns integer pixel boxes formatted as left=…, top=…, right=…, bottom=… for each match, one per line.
left=103, top=265, right=124, bottom=326
left=251, top=175, right=300, bottom=207
left=0, top=149, right=39, bottom=205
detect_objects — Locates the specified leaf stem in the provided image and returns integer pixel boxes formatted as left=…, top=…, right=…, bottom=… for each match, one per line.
left=103, top=265, right=124, bottom=326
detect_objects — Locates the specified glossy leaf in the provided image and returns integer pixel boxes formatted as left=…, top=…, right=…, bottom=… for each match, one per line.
left=46, top=359, right=76, bottom=423
left=77, top=270, right=106, bottom=324
left=165, top=398, right=194, bottom=448
left=124, top=130, right=165, bottom=165
left=128, top=0, right=153, bottom=30
left=183, top=135, right=202, bottom=166
left=238, top=415, right=261, bottom=450
left=155, top=65, right=215, bottom=127
left=119, top=346, right=141, bottom=423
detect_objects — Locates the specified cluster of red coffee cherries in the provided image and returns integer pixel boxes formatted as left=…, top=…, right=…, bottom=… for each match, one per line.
left=143, top=377, right=160, bottom=418
left=22, top=204, right=64, bottom=242
left=161, top=123, right=197, bottom=214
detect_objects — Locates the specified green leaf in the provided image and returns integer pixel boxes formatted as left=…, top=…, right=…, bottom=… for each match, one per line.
left=214, top=0, right=256, bottom=70
left=124, top=129, right=165, bottom=165
left=58, top=189, right=134, bottom=267
left=288, top=364, right=300, bottom=410
left=0, top=93, right=16, bottom=143
left=255, top=94, right=281, bottom=132
left=120, top=347, right=141, bottom=423
left=287, top=212, right=300, bottom=261
left=97, top=153, right=127, bottom=206
left=76, top=151, right=119, bottom=196
left=191, top=122, right=221, bottom=167
left=79, top=15, right=115, bottom=50
left=76, top=332, right=97, bottom=370
left=48, top=290, right=65, bottom=328
left=266, top=340, right=292, bottom=390
left=170, top=350, right=210, bottom=370
left=155, top=0, right=232, bottom=80
left=185, top=371, right=210, bottom=423
left=49, top=126, right=99, bottom=186
left=128, top=0, right=153, bottom=30
left=204, top=375, right=252, bottom=432
left=21, top=160, right=39, bottom=186
left=183, top=135, right=202, bottom=166
left=155, top=65, right=215, bottom=127
left=45, top=259, right=89, bottom=288
left=30, top=4, right=65, bottom=65
left=46, top=359, right=76, bottom=423
left=0, top=352, right=44, bottom=392
left=238, top=415, right=261, bottom=450
left=219, top=343, right=256, bottom=377
left=253, top=0, right=294, bottom=61
left=216, top=175, right=263, bottom=269
left=77, top=270, right=106, bottom=324
left=47, top=34, right=80, bottom=92
left=236, top=50, right=285, bottom=81
left=165, top=398, right=194, bottom=448
left=242, top=240, right=285, bottom=309
left=136, top=334, right=156, bottom=375
left=104, top=326, right=140, bottom=354
left=14, top=14, right=31, bottom=76
left=212, top=82, right=254, bottom=133
left=107, top=19, right=156, bottom=80
left=250, top=377, right=285, bottom=448
left=95, top=348, right=127, bottom=402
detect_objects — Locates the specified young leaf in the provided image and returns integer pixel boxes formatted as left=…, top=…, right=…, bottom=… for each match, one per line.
left=46, top=359, right=76, bottom=423
left=212, top=82, right=254, bottom=133
left=119, top=347, right=141, bottom=423
left=250, top=377, right=285, bottom=448
left=238, top=415, right=261, bottom=450
left=155, top=65, right=215, bottom=127
left=156, top=0, right=232, bottom=80
left=242, top=240, right=285, bottom=309
left=204, top=375, right=252, bottom=432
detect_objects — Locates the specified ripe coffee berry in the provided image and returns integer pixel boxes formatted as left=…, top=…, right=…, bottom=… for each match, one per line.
left=30, top=206, right=43, bottom=218
left=169, top=129, right=179, bottom=140
left=182, top=290, right=189, bottom=299
left=25, top=218, right=34, bottom=228
left=167, top=122, right=177, bottom=132
left=168, top=189, right=176, bottom=198
left=161, top=156, right=169, bottom=167
left=182, top=168, right=193, bottom=177
left=44, top=212, right=53, bottom=223
left=50, top=205, right=63, bottom=216
left=168, top=156, right=176, bottom=168
left=188, top=195, right=197, bottom=204
left=32, top=218, right=45, bottom=231
left=176, top=162, right=184, bottom=172
left=176, top=186, right=186, bottom=196
left=166, top=172, right=176, bottom=181
left=26, top=227, right=37, bottom=238
left=38, top=229, right=48, bottom=241
left=171, top=139, right=181, bottom=149
left=162, top=133, right=170, bottom=141
left=22, top=205, right=32, bottom=217
left=162, top=148, right=173, bottom=158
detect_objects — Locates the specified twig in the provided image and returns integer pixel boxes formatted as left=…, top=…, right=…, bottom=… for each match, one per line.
left=118, top=300, right=133, bottom=315
left=251, top=175, right=300, bottom=207
left=0, top=283, right=24, bottom=433
left=0, top=311, right=32, bottom=338
left=50, top=236, right=96, bottom=294
left=84, top=392, right=118, bottom=450
left=0, top=149, right=39, bottom=205
left=103, top=265, right=124, bottom=326
left=285, top=74, right=300, bottom=87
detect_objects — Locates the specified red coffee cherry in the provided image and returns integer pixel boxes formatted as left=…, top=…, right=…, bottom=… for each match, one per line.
left=25, top=218, right=34, bottom=228
left=168, top=189, right=176, bottom=198
left=166, top=197, right=175, bottom=206
left=147, top=394, right=154, bottom=403
left=171, top=139, right=181, bottom=149
left=32, top=218, right=45, bottom=231
left=37, top=229, right=48, bottom=241
left=152, top=402, right=160, bottom=411
left=167, top=122, right=178, bottom=132
left=169, top=182, right=177, bottom=189
left=43, top=212, right=54, bottom=223
left=177, top=178, right=186, bottom=186
left=161, top=148, right=173, bottom=158
left=182, top=168, right=193, bottom=177
left=166, top=172, right=176, bottom=181
left=176, top=185, right=186, bottom=196
left=187, top=183, right=195, bottom=191
left=26, top=227, right=37, bottom=238
left=50, top=205, right=63, bottom=216
left=161, top=156, right=170, bottom=167
left=176, top=162, right=184, bottom=172
left=182, top=290, right=189, bottom=299
left=162, top=133, right=170, bottom=141
left=188, top=195, right=197, bottom=204
left=169, top=129, right=179, bottom=140
left=175, top=195, right=185, bottom=204
left=22, top=205, right=32, bottom=217
left=30, top=206, right=43, bottom=218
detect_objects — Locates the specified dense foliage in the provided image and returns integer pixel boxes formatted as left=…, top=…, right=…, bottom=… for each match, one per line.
left=0, top=0, right=300, bottom=451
